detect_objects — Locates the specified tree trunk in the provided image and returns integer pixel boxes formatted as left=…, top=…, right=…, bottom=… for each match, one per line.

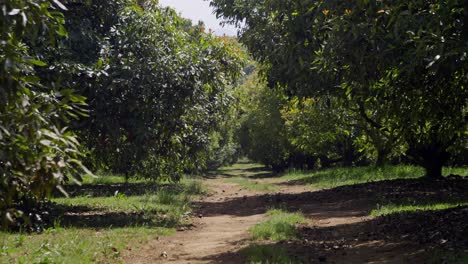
left=376, top=149, right=389, bottom=167
left=125, top=172, right=129, bottom=184
left=407, top=143, right=448, bottom=180
left=423, top=160, right=443, bottom=180
left=408, top=140, right=450, bottom=180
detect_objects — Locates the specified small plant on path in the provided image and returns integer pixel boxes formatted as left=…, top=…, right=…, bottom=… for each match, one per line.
left=250, top=209, right=307, bottom=241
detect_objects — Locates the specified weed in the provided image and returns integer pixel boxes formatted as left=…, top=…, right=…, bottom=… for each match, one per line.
left=250, top=209, right=306, bottom=241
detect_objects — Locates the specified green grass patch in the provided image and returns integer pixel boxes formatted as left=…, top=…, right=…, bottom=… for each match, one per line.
left=278, top=165, right=458, bottom=188
left=78, top=173, right=144, bottom=185
left=216, top=162, right=273, bottom=179
left=242, top=244, right=300, bottom=264
left=443, top=167, right=468, bottom=177
left=250, top=209, right=306, bottom=241
left=219, top=162, right=265, bottom=172
left=52, top=190, right=192, bottom=227
left=371, top=202, right=468, bottom=217
left=0, top=226, right=172, bottom=263
left=277, top=165, right=468, bottom=189
left=0, top=179, right=204, bottom=263
left=279, top=165, right=424, bottom=188
left=180, top=178, right=206, bottom=195
left=225, top=177, right=278, bottom=192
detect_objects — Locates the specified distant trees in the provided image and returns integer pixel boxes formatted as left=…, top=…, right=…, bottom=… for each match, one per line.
left=212, top=0, right=467, bottom=177
left=237, top=76, right=291, bottom=171
left=236, top=72, right=358, bottom=171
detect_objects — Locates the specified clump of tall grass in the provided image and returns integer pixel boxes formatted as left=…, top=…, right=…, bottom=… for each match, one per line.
left=250, top=209, right=306, bottom=241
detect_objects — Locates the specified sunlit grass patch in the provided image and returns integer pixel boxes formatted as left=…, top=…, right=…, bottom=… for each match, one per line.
left=79, top=173, right=144, bottom=185
left=371, top=202, right=468, bottom=217
left=242, top=244, right=301, bottom=264
left=53, top=182, right=199, bottom=228
left=250, top=209, right=306, bottom=241
left=279, top=165, right=468, bottom=189
left=219, top=161, right=265, bottom=172
left=225, top=177, right=278, bottom=192
left=443, top=167, right=468, bottom=177
left=279, top=165, right=425, bottom=188
left=180, top=178, right=206, bottom=195
left=0, top=226, right=172, bottom=263
left=0, top=178, right=204, bottom=263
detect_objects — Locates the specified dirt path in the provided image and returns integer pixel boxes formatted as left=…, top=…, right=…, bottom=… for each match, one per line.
left=125, top=164, right=276, bottom=263
left=124, top=163, right=371, bottom=263
left=124, top=163, right=467, bottom=263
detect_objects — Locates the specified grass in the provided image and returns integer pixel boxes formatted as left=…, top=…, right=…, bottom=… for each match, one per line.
left=443, top=166, right=468, bottom=177
left=0, top=177, right=205, bottom=263
left=0, top=226, right=172, bottom=263
left=225, top=177, right=278, bottom=192
left=242, top=244, right=301, bottom=264
left=371, top=201, right=468, bottom=216
left=78, top=173, right=145, bottom=185
left=52, top=190, right=192, bottom=227
left=219, top=160, right=265, bottom=172
left=278, top=165, right=468, bottom=189
left=250, top=209, right=307, bottom=241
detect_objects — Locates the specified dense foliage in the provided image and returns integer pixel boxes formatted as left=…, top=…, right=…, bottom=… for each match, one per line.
left=237, top=76, right=291, bottom=171
left=2, top=0, right=466, bottom=232
left=0, top=0, right=89, bottom=229
left=51, top=0, right=245, bottom=180
left=0, top=0, right=245, bottom=229
left=212, top=0, right=468, bottom=177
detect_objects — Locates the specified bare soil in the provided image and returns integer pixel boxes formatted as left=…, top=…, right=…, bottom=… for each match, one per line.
left=124, top=163, right=468, bottom=264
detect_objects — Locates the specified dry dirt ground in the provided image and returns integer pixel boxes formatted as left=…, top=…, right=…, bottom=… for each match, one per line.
left=124, top=162, right=468, bottom=264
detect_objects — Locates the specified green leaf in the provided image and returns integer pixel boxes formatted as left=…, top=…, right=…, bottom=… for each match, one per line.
left=27, top=59, right=47, bottom=67
left=56, top=24, right=67, bottom=37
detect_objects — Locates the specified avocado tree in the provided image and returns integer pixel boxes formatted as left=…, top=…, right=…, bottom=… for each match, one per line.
left=0, top=0, right=87, bottom=229
left=41, top=0, right=245, bottom=180
left=236, top=74, right=292, bottom=171
left=282, top=97, right=358, bottom=167
left=211, top=0, right=467, bottom=178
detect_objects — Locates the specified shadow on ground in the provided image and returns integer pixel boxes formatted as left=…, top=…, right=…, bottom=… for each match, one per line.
left=50, top=203, right=178, bottom=229
left=191, top=177, right=468, bottom=263
left=195, top=177, right=468, bottom=218
left=191, top=205, right=468, bottom=264
left=56, top=182, right=186, bottom=198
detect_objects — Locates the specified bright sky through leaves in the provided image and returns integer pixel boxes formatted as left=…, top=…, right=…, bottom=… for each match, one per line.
left=158, top=0, right=238, bottom=36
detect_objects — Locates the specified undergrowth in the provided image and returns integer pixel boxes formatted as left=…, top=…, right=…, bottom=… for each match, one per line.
left=0, top=177, right=204, bottom=263
left=250, top=209, right=306, bottom=241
